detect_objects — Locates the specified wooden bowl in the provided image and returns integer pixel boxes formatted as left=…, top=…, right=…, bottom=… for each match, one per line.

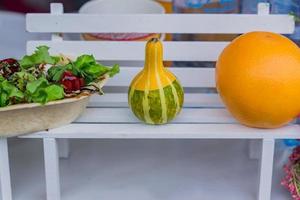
left=0, top=95, right=90, bottom=137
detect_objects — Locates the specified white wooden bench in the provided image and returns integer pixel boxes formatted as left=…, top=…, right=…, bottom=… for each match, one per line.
left=0, top=2, right=298, bottom=200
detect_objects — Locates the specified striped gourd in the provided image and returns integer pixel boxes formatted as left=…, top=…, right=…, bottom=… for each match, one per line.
left=128, top=38, right=184, bottom=125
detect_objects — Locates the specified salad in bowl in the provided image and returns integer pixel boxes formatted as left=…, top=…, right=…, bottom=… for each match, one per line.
left=0, top=46, right=119, bottom=137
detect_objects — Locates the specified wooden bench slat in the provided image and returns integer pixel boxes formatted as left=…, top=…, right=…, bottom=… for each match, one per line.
left=27, top=41, right=228, bottom=62
left=77, top=108, right=234, bottom=123
left=96, top=67, right=215, bottom=88
left=26, top=14, right=295, bottom=34
left=89, top=93, right=223, bottom=108
left=20, top=123, right=300, bottom=139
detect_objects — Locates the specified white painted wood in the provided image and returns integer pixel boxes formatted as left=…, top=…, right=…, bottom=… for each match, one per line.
left=50, top=4, right=70, bottom=160
left=28, top=44, right=218, bottom=87
left=57, top=139, right=70, bottom=159
left=27, top=41, right=228, bottom=61
left=26, top=13, right=295, bottom=34
left=88, top=93, right=223, bottom=108
left=98, top=67, right=215, bottom=88
left=0, top=139, right=12, bottom=200
left=50, top=33, right=63, bottom=42
left=50, top=3, right=63, bottom=15
left=50, top=3, right=63, bottom=42
left=75, top=107, right=234, bottom=123
left=42, top=66, right=213, bottom=88
left=43, top=138, right=61, bottom=200
left=257, top=3, right=270, bottom=15
left=248, top=140, right=261, bottom=160
left=258, top=139, right=275, bottom=200
left=20, top=124, right=300, bottom=139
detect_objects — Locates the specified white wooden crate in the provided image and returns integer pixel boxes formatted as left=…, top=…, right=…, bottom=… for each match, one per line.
left=0, top=2, right=297, bottom=200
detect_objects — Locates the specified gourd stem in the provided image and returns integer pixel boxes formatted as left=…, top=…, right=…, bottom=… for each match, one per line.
left=144, top=38, right=164, bottom=72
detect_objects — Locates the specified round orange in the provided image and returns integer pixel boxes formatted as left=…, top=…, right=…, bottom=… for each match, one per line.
left=216, top=31, right=300, bottom=128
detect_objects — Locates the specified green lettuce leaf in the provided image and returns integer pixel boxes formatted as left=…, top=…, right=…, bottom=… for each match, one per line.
left=20, top=46, right=59, bottom=68
left=0, top=93, right=8, bottom=107
left=107, top=64, right=120, bottom=77
left=48, top=64, right=71, bottom=82
left=44, top=85, right=64, bottom=101
left=0, top=80, right=24, bottom=107
left=26, top=77, right=49, bottom=94
left=74, top=55, right=96, bottom=68
left=30, top=89, right=47, bottom=104
left=47, top=62, right=84, bottom=83
left=2, top=81, right=24, bottom=99
left=26, top=77, right=64, bottom=104
left=48, top=54, right=119, bottom=85
left=74, top=55, right=120, bottom=83
left=10, top=71, right=36, bottom=92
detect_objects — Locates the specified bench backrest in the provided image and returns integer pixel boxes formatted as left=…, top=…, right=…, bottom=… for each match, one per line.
left=26, top=3, right=294, bottom=90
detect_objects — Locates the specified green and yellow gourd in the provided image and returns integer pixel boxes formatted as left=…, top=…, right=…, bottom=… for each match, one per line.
left=128, top=38, right=184, bottom=125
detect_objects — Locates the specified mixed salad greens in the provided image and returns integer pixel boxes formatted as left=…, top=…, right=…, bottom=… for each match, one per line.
left=0, top=46, right=119, bottom=107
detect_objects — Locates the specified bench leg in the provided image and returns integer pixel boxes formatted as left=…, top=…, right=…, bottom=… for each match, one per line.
left=58, top=139, right=70, bottom=159
left=258, top=138, right=275, bottom=200
left=249, top=140, right=261, bottom=160
left=0, top=138, right=12, bottom=200
left=43, top=138, right=61, bottom=200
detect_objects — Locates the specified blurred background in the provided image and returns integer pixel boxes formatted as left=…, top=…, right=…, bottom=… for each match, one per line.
left=0, top=0, right=299, bottom=59
left=1, top=0, right=300, bottom=56
left=0, top=0, right=85, bottom=13
left=1, top=0, right=299, bottom=39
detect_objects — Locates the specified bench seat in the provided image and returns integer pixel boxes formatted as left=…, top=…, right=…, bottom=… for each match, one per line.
left=21, top=93, right=300, bottom=139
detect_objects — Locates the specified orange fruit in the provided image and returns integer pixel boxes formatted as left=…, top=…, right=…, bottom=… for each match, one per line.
left=216, top=31, right=300, bottom=128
